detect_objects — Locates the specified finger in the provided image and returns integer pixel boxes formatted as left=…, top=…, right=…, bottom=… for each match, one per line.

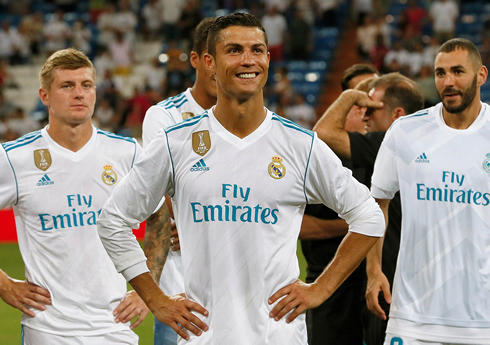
left=367, top=293, right=385, bottom=320
left=268, top=285, right=291, bottom=305
left=170, top=229, right=178, bottom=237
left=28, top=291, right=52, bottom=305
left=23, top=297, right=48, bottom=312
left=29, top=285, right=51, bottom=299
left=187, top=300, right=209, bottom=318
left=169, top=321, right=190, bottom=341
left=286, top=304, right=306, bottom=323
left=382, top=283, right=392, bottom=304
left=119, top=308, right=140, bottom=323
left=179, top=318, right=203, bottom=337
left=18, top=304, right=37, bottom=318
left=274, top=299, right=300, bottom=321
left=184, top=311, right=209, bottom=332
left=113, top=299, right=130, bottom=316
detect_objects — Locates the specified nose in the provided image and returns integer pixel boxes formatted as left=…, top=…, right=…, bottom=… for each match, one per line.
left=443, top=73, right=455, bottom=87
left=241, top=49, right=255, bottom=66
left=74, top=84, right=84, bottom=98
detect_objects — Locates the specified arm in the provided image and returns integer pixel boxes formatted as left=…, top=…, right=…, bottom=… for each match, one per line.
left=0, top=269, right=51, bottom=317
left=144, top=202, right=172, bottom=283
left=365, top=198, right=392, bottom=320
left=299, top=215, right=348, bottom=240
left=269, top=231, right=379, bottom=322
left=313, top=89, right=383, bottom=159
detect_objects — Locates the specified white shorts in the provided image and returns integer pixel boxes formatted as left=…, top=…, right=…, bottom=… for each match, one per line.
left=22, top=326, right=139, bottom=345
left=384, top=333, right=459, bottom=345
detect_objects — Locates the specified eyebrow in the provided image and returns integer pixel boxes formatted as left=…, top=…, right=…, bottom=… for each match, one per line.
left=435, top=64, right=466, bottom=72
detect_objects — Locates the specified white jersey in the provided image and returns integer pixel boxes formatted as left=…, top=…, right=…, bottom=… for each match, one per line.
left=371, top=102, right=490, bottom=342
left=98, top=107, right=384, bottom=344
left=0, top=126, right=146, bottom=336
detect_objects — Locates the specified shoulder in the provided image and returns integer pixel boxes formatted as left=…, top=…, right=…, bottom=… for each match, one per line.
left=390, top=106, right=435, bottom=130
left=155, top=91, right=190, bottom=112
left=96, top=128, right=137, bottom=145
left=271, top=112, right=314, bottom=140
left=2, top=130, right=43, bottom=154
left=165, top=111, right=210, bottom=136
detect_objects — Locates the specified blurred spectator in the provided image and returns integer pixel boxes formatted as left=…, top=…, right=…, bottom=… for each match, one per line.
left=264, top=0, right=290, bottom=13
left=71, top=20, right=92, bottom=56
left=43, top=10, right=71, bottom=56
left=109, top=31, right=133, bottom=76
left=165, top=40, right=190, bottom=92
left=97, top=4, right=117, bottom=48
left=8, top=107, right=39, bottom=136
left=315, top=0, right=339, bottom=27
left=481, top=36, right=490, bottom=67
left=414, top=65, right=439, bottom=107
left=124, top=86, right=156, bottom=137
left=272, top=66, right=294, bottom=100
left=357, top=15, right=378, bottom=60
left=262, top=6, right=288, bottom=62
left=93, top=99, right=116, bottom=132
left=406, top=40, right=425, bottom=77
left=113, top=0, right=137, bottom=45
left=93, top=48, right=113, bottom=82
left=429, top=0, right=458, bottom=43
left=160, top=0, right=186, bottom=41
left=353, top=0, right=373, bottom=26
left=284, top=93, right=316, bottom=129
left=401, top=0, right=428, bottom=38
left=22, top=12, right=44, bottom=56
left=288, top=8, right=313, bottom=60
left=376, top=15, right=391, bottom=48
left=384, top=40, right=409, bottom=73
left=0, top=90, right=15, bottom=120
left=370, top=33, right=389, bottom=71
left=0, top=21, right=28, bottom=64
left=97, top=70, right=120, bottom=109
left=53, top=0, right=78, bottom=13
left=178, top=0, right=202, bottom=50
left=142, top=0, right=163, bottom=41
left=146, top=57, right=167, bottom=92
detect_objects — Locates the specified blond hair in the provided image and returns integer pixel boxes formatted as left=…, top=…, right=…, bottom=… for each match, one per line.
left=40, top=48, right=95, bottom=90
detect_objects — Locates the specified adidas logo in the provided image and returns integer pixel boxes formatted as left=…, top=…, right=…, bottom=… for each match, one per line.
left=36, top=174, right=54, bottom=186
left=415, top=152, right=430, bottom=163
left=190, top=159, right=210, bottom=172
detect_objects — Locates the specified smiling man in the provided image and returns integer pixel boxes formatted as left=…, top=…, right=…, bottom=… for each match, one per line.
left=0, top=48, right=148, bottom=344
left=366, top=38, right=490, bottom=345
left=97, top=13, right=385, bottom=344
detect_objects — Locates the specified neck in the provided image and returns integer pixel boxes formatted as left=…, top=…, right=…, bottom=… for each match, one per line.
left=213, top=92, right=266, bottom=138
left=190, top=83, right=217, bottom=110
left=46, top=119, right=93, bottom=152
left=442, top=98, right=482, bottom=130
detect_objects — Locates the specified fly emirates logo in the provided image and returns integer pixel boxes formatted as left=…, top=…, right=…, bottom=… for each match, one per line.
left=416, top=171, right=490, bottom=206
left=39, top=194, right=101, bottom=231
left=190, top=184, right=279, bottom=224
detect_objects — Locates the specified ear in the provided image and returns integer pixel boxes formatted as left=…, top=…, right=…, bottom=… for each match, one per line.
left=39, top=88, right=50, bottom=107
left=190, top=51, right=199, bottom=69
left=477, top=65, right=488, bottom=88
left=392, top=107, right=405, bottom=120
left=203, top=52, right=215, bottom=74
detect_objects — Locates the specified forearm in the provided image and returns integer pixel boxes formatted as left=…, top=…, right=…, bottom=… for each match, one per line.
left=129, top=272, right=167, bottom=312
left=299, top=216, right=349, bottom=240
left=313, top=90, right=357, bottom=158
left=144, top=203, right=172, bottom=283
left=366, top=198, right=390, bottom=275
left=314, top=232, right=379, bottom=300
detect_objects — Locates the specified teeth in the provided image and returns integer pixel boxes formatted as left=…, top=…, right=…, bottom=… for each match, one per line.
left=237, top=73, right=255, bottom=79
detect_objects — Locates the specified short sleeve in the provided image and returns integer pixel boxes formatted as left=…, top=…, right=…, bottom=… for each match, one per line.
left=142, top=105, right=177, bottom=148
left=371, top=125, right=400, bottom=200
left=0, top=145, right=17, bottom=208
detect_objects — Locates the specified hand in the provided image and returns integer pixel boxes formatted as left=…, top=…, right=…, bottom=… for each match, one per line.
left=114, top=290, right=150, bottom=329
left=0, top=277, right=51, bottom=317
left=170, top=225, right=180, bottom=251
left=365, top=269, right=392, bottom=320
left=268, top=280, right=326, bottom=323
left=352, top=90, right=384, bottom=109
left=152, top=293, right=209, bottom=341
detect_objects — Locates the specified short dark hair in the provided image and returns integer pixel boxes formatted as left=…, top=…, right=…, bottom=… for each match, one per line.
left=192, top=17, right=217, bottom=56
left=437, top=38, right=482, bottom=70
left=370, top=72, right=424, bottom=115
left=207, top=12, right=268, bottom=58
left=341, top=63, right=379, bottom=91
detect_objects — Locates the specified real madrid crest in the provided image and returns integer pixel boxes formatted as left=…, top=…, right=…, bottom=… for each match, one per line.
left=192, top=130, right=211, bottom=156
left=483, top=153, right=490, bottom=173
left=102, top=164, right=118, bottom=185
left=268, top=155, right=286, bottom=179
left=34, top=149, right=52, bottom=171
left=182, top=112, right=196, bottom=120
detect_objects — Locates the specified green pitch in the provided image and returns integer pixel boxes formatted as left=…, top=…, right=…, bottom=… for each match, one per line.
left=0, top=242, right=307, bottom=344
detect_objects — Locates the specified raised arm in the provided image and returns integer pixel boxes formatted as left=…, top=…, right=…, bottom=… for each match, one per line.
left=313, top=89, right=383, bottom=159
left=299, top=215, right=349, bottom=240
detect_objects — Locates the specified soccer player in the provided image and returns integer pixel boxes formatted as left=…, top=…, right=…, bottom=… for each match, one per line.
left=97, top=13, right=385, bottom=344
left=0, top=48, right=148, bottom=344
left=367, top=38, right=490, bottom=344
left=142, top=17, right=217, bottom=345
left=313, top=72, right=424, bottom=345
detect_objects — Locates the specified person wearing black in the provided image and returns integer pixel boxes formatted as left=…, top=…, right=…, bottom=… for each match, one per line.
left=300, top=64, right=379, bottom=345
left=313, top=72, right=424, bottom=345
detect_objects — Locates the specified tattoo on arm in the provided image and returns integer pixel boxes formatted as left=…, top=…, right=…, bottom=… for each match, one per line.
left=144, top=202, right=172, bottom=284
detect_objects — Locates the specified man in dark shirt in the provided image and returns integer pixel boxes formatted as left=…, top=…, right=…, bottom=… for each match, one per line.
left=313, top=72, right=424, bottom=345
left=300, top=64, right=379, bottom=345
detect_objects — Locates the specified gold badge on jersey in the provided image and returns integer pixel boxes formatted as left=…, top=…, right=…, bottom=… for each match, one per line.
left=34, top=149, right=52, bottom=171
left=182, top=112, right=196, bottom=120
left=102, top=164, right=118, bottom=185
left=192, top=130, right=211, bottom=156
left=268, top=155, right=286, bottom=179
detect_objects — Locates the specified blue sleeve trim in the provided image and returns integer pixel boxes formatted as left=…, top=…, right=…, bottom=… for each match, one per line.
left=166, top=112, right=208, bottom=134
left=271, top=114, right=314, bottom=137
left=165, top=131, right=176, bottom=198
left=303, top=136, right=315, bottom=204
left=97, top=129, right=135, bottom=143
left=4, top=150, right=19, bottom=205
left=3, top=131, right=42, bottom=152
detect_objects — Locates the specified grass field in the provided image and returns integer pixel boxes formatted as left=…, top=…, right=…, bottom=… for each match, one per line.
left=0, top=242, right=307, bottom=344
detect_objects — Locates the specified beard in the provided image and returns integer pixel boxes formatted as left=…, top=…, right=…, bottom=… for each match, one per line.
left=439, top=75, right=477, bottom=114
